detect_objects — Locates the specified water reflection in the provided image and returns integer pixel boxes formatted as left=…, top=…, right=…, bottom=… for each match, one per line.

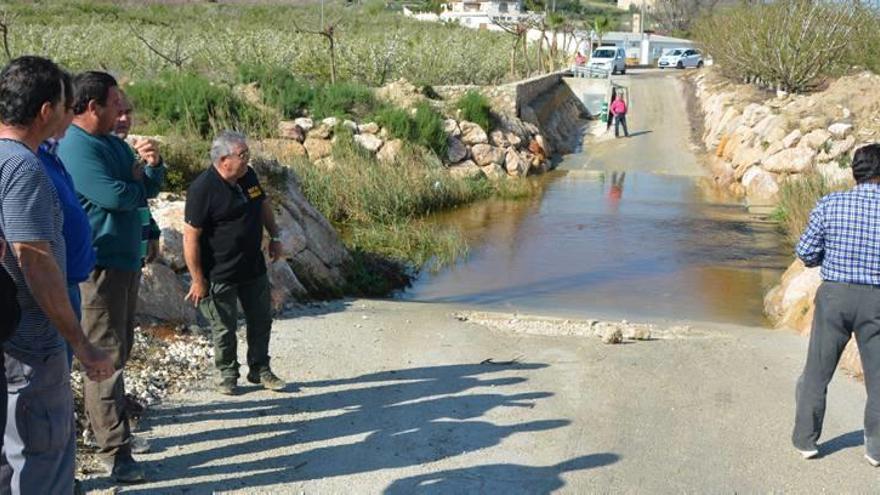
left=403, top=170, right=788, bottom=327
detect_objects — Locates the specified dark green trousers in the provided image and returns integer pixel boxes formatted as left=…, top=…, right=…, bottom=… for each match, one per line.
left=199, top=273, right=273, bottom=379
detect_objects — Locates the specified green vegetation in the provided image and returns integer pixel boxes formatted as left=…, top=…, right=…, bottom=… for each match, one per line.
left=772, top=174, right=847, bottom=247
left=456, top=91, right=492, bottom=132
left=372, top=103, right=447, bottom=157
left=1, top=0, right=547, bottom=291
left=3, top=0, right=538, bottom=86
left=694, top=0, right=880, bottom=93
left=286, top=135, right=527, bottom=273
left=125, top=72, right=270, bottom=138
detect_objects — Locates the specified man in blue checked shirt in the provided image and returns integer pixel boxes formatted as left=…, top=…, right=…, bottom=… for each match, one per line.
left=792, top=143, right=880, bottom=467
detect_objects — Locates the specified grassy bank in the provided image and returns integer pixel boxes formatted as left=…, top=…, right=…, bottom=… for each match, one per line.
left=772, top=174, right=849, bottom=247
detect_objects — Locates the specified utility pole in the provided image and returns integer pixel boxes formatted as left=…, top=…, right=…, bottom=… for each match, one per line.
left=640, top=0, right=645, bottom=35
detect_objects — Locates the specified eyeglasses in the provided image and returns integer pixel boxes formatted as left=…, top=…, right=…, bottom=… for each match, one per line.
left=226, top=149, right=250, bottom=162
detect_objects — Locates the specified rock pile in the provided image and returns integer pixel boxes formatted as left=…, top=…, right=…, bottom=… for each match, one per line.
left=764, top=261, right=863, bottom=378
left=267, top=114, right=551, bottom=179
left=693, top=70, right=880, bottom=204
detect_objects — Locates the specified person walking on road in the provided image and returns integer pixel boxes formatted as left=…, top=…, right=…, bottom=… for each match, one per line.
left=610, top=95, right=629, bottom=138
left=792, top=143, right=880, bottom=467
left=0, top=55, right=113, bottom=495
left=183, top=131, right=286, bottom=396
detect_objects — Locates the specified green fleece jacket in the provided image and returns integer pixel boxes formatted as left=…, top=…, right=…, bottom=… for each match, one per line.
left=59, top=124, right=165, bottom=271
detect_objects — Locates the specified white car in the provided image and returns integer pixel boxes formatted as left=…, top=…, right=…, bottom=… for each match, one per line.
left=588, top=47, right=626, bottom=75
left=658, top=48, right=704, bottom=69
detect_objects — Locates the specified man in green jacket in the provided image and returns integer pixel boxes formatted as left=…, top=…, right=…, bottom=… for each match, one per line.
left=58, top=71, right=165, bottom=484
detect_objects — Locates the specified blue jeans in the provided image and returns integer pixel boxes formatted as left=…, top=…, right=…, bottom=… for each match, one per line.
left=66, top=283, right=81, bottom=368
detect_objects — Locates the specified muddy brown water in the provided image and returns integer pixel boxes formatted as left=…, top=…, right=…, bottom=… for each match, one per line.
left=402, top=168, right=790, bottom=327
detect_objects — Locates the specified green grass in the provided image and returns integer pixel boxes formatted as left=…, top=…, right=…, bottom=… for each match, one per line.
left=456, top=91, right=492, bottom=132
left=125, top=72, right=270, bottom=138
left=237, top=64, right=316, bottom=119
left=772, top=173, right=848, bottom=246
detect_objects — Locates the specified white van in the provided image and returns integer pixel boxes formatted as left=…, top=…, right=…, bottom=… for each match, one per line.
left=588, top=46, right=626, bottom=75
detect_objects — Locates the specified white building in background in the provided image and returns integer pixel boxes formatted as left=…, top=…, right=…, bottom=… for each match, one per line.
left=617, top=0, right=656, bottom=11
left=403, top=0, right=542, bottom=31
left=587, top=31, right=695, bottom=65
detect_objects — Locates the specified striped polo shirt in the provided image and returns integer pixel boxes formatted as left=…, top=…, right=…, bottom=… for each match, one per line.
left=0, top=138, right=66, bottom=357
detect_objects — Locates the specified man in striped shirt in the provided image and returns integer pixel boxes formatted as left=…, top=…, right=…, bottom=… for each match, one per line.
left=793, top=143, right=880, bottom=467
left=0, top=56, right=113, bottom=494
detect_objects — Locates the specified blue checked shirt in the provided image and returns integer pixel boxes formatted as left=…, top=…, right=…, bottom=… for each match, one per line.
left=797, top=183, right=880, bottom=285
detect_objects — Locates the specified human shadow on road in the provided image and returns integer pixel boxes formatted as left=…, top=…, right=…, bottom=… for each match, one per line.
left=383, top=453, right=620, bottom=494
left=115, top=361, right=576, bottom=494
left=820, top=430, right=864, bottom=457
left=626, top=130, right=653, bottom=138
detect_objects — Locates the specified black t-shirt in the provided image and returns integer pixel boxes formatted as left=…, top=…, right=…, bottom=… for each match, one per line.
left=185, top=166, right=267, bottom=283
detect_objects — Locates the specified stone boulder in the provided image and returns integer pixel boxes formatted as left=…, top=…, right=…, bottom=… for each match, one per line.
left=781, top=129, right=802, bottom=149
left=764, top=260, right=822, bottom=335
left=762, top=146, right=816, bottom=173
left=731, top=146, right=763, bottom=170
left=825, top=136, right=856, bottom=160
left=448, top=160, right=485, bottom=180
left=254, top=139, right=307, bottom=163
left=742, top=103, right=771, bottom=126
left=354, top=134, right=383, bottom=153
left=504, top=149, right=529, bottom=177
left=150, top=200, right=186, bottom=271
left=358, top=122, right=380, bottom=134
left=443, top=119, right=461, bottom=137
left=377, top=139, right=404, bottom=164
left=828, top=122, right=853, bottom=139
left=489, top=130, right=509, bottom=148
left=460, top=121, right=488, bottom=145
left=267, top=259, right=307, bottom=311
left=308, top=124, right=332, bottom=140
left=252, top=158, right=351, bottom=296
left=742, top=167, right=779, bottom=203
left=137, top=263, right=197, bottom=324
left=321, top=117, right=340, bottom=128
left=446, top=137, right=468, bottom=163
left=481, top=163, right=506, bottom=180
left=304, top=138, right=333, bottom=160
left=800, top=129, right=831, bottom=150
left=471, top=144, right=504, bottom=167
left=342, top=120, right=358, bottom=133
left=294, top=117, right=314, bottom=132
left=277, top=121, right=305, bottom=142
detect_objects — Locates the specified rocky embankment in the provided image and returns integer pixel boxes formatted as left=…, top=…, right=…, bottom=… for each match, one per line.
left=694, top=70, right=880, bottom=204
left=692, top=69, right=880, bottom=378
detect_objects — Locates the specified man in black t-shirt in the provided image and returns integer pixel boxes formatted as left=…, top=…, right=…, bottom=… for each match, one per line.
left=183, top=131, right=286, bottom=395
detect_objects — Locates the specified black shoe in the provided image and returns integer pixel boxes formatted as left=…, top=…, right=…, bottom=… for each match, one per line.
left=215, top=376, right=237, bottom=395
left=100, top=454, right=146, bottom=484
left=246, top=369, right=286, bottom=391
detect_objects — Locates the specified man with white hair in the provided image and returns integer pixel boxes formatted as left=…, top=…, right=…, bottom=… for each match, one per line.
left=183, top=130, right=286, bottom=395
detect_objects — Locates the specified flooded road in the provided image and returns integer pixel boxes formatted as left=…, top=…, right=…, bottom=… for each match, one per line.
left=403, top=169, right=788, bottom=326
left=402, top=72, right=789, bottom=326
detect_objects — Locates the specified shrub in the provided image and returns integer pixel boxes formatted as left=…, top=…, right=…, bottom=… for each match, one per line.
left=310, top=82, right=376, bottom=120
left=412, top=103, right=448, bottom=157
left=237, top=64, right=316, bottom=118
left=125, top=72, right=268, bottom=138
left=773, top=174, right=848, bottom=246
left=161, top=137, right=211, bottom=193
left=373, top=106, right=413, bottom=141
left=694, top=0, right=878, bottom=93
left=456, top=91, right=491, bottom=131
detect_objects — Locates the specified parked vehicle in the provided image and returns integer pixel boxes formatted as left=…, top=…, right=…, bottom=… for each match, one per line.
left=588, top=47, right=627, bottom=75
left=658, top=48, right=703, bottom=69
